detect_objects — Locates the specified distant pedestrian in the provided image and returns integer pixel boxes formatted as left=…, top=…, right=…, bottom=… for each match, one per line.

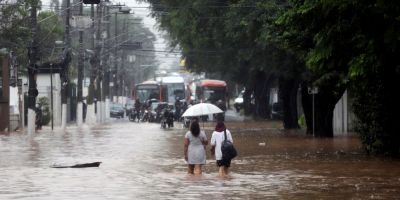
left=35, top=104, right=43, bottom=130
left=184, top=120, right=208, bottom=174
left=211, top=121, right=233, bottom=177
left=82, top=100, right=87, bottom=122
left=216, top=99, right=226, bottom=122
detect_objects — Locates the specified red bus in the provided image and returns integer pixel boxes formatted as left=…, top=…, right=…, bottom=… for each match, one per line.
left=133, top=80, right=166, bottom=103
left=195, top=79, right=227, bottom=106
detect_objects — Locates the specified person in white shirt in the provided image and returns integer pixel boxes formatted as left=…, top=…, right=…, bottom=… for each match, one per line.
left=210, top=121, right=233, bottom=177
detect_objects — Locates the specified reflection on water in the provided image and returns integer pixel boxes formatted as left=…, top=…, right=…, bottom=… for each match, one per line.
left=1, top=120, right=400, bottom=199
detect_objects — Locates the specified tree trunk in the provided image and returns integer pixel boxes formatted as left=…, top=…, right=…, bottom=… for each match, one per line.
left=61, top=76, right=68, bottom=129
left=253, top=72, right=272, bottom=118
left=243, top=83, right=253, bottom=115
left=301, top=82, right=345, bottom=137
left=279, top=77, right=300, bottom=129
left=301, top=83, right=312, bottom=134
left=314, top=92, right=336, bottom=137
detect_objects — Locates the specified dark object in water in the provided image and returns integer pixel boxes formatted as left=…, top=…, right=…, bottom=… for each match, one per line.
left=51, top=162, right=102, bottom=168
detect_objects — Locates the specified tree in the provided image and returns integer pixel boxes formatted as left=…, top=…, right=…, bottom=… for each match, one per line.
left=0, top=0, right=31, bottom=70
left=278, top=0, right=400, bottom=153
left=37, top=10, right=64, bottom=61
left=145, top=0, right=302, bottom=128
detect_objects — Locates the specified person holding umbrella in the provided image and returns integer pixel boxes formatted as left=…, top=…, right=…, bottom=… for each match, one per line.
left=184, top=120, right=208, bottom=175
left=181, top=102, right=224, bottom=128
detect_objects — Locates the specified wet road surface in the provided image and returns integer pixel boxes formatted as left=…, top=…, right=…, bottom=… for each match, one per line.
left=1, top=119, right=400, bottom=199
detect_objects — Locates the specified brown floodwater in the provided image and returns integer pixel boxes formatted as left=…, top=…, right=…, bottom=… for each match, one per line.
left=0, top=120, right=399, bottom=199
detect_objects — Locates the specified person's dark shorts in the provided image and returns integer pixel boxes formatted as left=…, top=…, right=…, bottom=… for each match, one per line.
left=216, top=159, right=231, bottom=167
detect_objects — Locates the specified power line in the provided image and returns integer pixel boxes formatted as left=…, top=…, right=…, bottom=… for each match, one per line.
left=37, top=1, right=82, bottom=24
left=121, top=4, right=257, bottom=10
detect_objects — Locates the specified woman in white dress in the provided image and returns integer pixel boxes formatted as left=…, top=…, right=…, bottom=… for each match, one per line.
left=184, top=120, right=208, bottom=174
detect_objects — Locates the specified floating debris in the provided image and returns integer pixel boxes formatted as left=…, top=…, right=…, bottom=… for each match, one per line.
left=51, top=162, right=102, bottom=168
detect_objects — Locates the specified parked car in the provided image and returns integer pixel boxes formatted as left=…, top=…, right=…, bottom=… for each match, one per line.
left=110, top=103, right=125, bottom=118
left=270, top=102, right=283, bottom=120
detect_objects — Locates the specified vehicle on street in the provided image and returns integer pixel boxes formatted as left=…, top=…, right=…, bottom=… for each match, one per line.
left=161, top=107, right=174, bottom=129
left=110, top=103, right=125, bottom=118
left=195, top=79, right=227, bottom=108
left=141, top=109, right=150, bottom=122
left=160, top=76, right=186, bottom=104
left=125, top=100, right=134, bottom=117
left=153, top=102, right=169, bottom=123
left=133, top=80, right=166, bottom=104
left=234, top=93, right=244, bottom=112
left=270, top=102, right=283, bottom=120
left=129, top=109, right=141, bottom=122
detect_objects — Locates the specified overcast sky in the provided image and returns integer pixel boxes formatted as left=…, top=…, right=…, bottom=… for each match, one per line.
left=41, top=0, right=181, bottom=71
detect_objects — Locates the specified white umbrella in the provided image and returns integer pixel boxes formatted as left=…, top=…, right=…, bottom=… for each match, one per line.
left=182, top=103, right=223, bottom=117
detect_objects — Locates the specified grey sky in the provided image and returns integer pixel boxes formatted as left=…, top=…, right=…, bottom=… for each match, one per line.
left=40, top=0, right=181, bottom=70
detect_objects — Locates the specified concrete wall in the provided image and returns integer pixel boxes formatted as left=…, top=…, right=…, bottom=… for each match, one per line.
left=9, top=113, right=19, bottom=131
left=333, top=90, right=355, bottom=135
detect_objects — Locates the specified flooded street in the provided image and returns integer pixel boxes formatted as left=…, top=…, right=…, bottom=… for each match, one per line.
left=1, top=119, right=400, bottom=199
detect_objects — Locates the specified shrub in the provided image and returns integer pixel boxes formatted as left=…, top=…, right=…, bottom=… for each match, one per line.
left=37, top=97, right=51, bottom=126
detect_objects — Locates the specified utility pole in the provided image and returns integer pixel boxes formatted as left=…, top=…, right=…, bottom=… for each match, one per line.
left=76, top=0, right=84, bottom=126
left=104, top=0, right=111, bottom=120
left=86, top=4, right=96, bottom=124
left=95, top=3, right=103, bottom=122
left=61, top=0, right=71, bottom=130
left=120, top=18, right=128, bottom=98
left=27, top=0, right=39, bottom=135
left=113, top=10, right=118, bottom=102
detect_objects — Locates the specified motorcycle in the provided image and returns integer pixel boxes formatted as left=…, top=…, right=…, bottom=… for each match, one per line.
left=161, top=109, right=174, bottom=129
left=141, top=109, right=150, bottom=122
left=148, top=110, right=156, bottom=122
left=183, top=117, right=191, bottom=128
left=129, top=109, right=141, bottom=122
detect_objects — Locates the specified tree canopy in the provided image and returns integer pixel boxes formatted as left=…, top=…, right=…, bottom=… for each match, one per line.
left=279, top=0, right=400, bottom=154
left=144, top=0, right=400, bottom=154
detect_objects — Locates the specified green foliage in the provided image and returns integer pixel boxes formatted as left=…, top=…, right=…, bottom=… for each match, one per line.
left=146, top=0, right=301, bottom=85
left=0, top=0, right=31, bottom=71
left=280, top=0, right=400, bottom=154
left=146, top=0, right=400, bottom=154
left=298, top=114, right=306, bottom=128
left=0, top=1, right=63, bottom=74
left=37, top=10, right=64, bottom=62
left=144, top=0, right=305, bottom=124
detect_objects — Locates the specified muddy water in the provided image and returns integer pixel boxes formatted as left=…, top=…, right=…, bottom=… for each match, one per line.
left=1, top=120, right=399, bottom=199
